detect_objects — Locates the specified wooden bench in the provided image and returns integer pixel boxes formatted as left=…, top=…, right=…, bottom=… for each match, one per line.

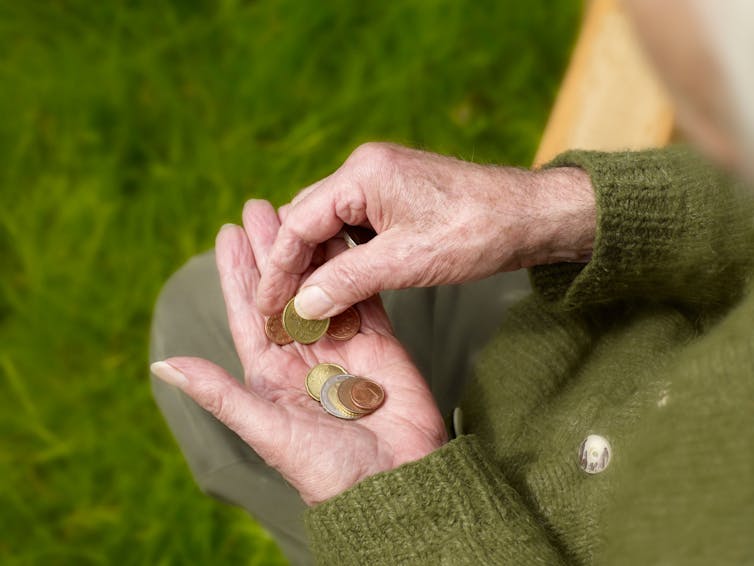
left=533, top=0, right=674, bottom=167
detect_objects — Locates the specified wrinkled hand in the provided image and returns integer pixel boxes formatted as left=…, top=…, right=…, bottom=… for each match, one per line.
left=257, top=142, right=595, bottom=319
left=151, top=201, right=447, bottom=506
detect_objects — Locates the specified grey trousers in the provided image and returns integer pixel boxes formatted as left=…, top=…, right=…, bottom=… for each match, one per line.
left=150, top=250, right=530, bottom=566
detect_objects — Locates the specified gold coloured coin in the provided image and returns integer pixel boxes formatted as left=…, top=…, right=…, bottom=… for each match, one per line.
left=337, top=377, right=384, bottom=414
left=320, top=374, right=361, bottom=420
left=282, top=297, right=330, bottom=344
left=326, top=306, right=361, bottom=341
left=305, top=363, right=347, bottom=401
left=265, top=313, right=293, bottom=345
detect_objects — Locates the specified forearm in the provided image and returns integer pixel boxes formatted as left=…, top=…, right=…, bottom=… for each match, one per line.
left=518, top=165, right=596, bottom=268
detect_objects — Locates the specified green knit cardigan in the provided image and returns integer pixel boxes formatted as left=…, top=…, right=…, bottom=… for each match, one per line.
left=306, top=147, right=754, bottom=565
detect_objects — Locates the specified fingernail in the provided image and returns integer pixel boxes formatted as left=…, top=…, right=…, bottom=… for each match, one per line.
left=151, top=361, right=189, bottom=388
left=295, top=286, right=334, bottom=320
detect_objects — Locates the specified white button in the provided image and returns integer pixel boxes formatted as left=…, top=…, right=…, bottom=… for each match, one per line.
left=452, top=407, right=464, bottom=437
left=579, top=434, right=611, bottom=474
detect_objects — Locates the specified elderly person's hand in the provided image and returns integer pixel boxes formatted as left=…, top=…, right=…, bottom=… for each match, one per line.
left=257, top=142, right=596, bottom=320
left=151, top=201, right=447, bottom=506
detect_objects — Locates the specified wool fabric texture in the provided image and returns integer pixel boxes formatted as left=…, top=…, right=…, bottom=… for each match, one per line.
left=305, top=147, right=754, bottom=565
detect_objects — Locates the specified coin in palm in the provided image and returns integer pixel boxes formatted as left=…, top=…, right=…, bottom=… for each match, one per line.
left=265, top=313, right=293, bottom=345
left=326, top=306, right=361, bottom=341
left=320, top=374, right=361, bottom=420
left=306, top=362, right=347, bottom=401
left=337, top=377, right=385, bottom=414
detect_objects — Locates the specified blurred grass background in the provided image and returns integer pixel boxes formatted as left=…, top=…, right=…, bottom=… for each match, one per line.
left=0, top=0, right=580, bottom=563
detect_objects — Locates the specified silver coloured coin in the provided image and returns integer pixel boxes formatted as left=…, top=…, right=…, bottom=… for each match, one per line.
left=342, top=231, right=358, bottom=249
left=319, top=374, right=360, bottom=420
left=341, top=226, right=376, bottom=249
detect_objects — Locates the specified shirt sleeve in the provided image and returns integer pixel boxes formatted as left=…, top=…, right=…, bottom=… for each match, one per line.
left=530, top=146, right=754, bottom=310
left=305, top=435, right=566, bottom=566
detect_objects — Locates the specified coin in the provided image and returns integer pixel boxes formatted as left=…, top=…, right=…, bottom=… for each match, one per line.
left=335, top=377, right=368, bottom=414
left=337, top=376, right=384, bottom=414
left=349, top=378, right=385, bottom=411
left=282, top=297, right=330, bottom=344
left=305, top=362, right=347, bottom=401
left=342, top=225, right=377, bottom=249
left=265, top=313, right=293, bottom=345
left=326, top=306, right=361, bottom=341
left=320, top=374, right=360, bottom=420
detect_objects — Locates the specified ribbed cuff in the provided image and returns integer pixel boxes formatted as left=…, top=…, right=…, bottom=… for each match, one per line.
left=531, top=146, right=734, bottom=308
left=306, top=435, right=563, bottom=565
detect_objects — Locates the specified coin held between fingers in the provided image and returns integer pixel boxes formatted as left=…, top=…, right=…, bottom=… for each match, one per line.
left=341, top=225, right=377, bottom=249
left=294, top=286, right=334, bottom=321
left=282, top=297, right=330, bottom=344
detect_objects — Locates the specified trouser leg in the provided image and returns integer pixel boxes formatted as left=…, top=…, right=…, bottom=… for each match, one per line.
left=150, top=250, right=530, bottom=564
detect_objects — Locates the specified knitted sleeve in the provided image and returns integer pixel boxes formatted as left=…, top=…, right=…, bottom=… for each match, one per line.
left=530, top=146, right=754, bottom=309
left=305, top=434, right=566, bottom=565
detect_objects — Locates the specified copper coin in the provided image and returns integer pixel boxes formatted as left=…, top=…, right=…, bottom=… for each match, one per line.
left=326, top=306, right=361, bottom=341
left=336, top=378, right=368, bottom=414
left=349, top=378, right=385, bottom=411
left=265, top=313, right=293, bottom=345
left=337, top=377, right=384, bottom=414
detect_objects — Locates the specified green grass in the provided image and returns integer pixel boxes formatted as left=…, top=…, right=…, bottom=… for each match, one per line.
left=0, top=0, right=580, bottom=563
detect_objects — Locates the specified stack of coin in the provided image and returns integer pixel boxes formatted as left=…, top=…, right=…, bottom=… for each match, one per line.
left=265, top=300, right=361, bottom=345
left=305, top=362, right=385, bottom=420
left=336, top=376, right=385, bottom=415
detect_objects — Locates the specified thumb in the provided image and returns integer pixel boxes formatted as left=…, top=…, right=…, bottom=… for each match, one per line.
left=150, top=357, right=285, bottom=460
left=294, top=233, right=413, bottom=319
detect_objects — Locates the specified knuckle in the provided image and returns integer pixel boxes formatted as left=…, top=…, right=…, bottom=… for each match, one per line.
left=333, top=189, right=367, bottom=225
left=342, top=143, right=405, bottom=225
left=197, top=380, right=238, bottom=424
left=347, top=142, right=401, bottom=172
left=327, top=259, right=376, bottom=299
left=272, top=229, right=314, bottom=272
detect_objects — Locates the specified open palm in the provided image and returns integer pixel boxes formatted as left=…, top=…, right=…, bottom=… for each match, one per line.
left=160, top=201, right=447, bottom=505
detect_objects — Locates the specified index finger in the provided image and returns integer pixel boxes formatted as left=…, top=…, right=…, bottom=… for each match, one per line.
left=256, top=176, right=369, bottom=315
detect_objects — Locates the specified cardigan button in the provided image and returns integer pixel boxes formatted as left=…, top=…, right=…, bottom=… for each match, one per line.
left=579, top=434, right=611, bottom=474
left=452, top=407, right=464, bottom=437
